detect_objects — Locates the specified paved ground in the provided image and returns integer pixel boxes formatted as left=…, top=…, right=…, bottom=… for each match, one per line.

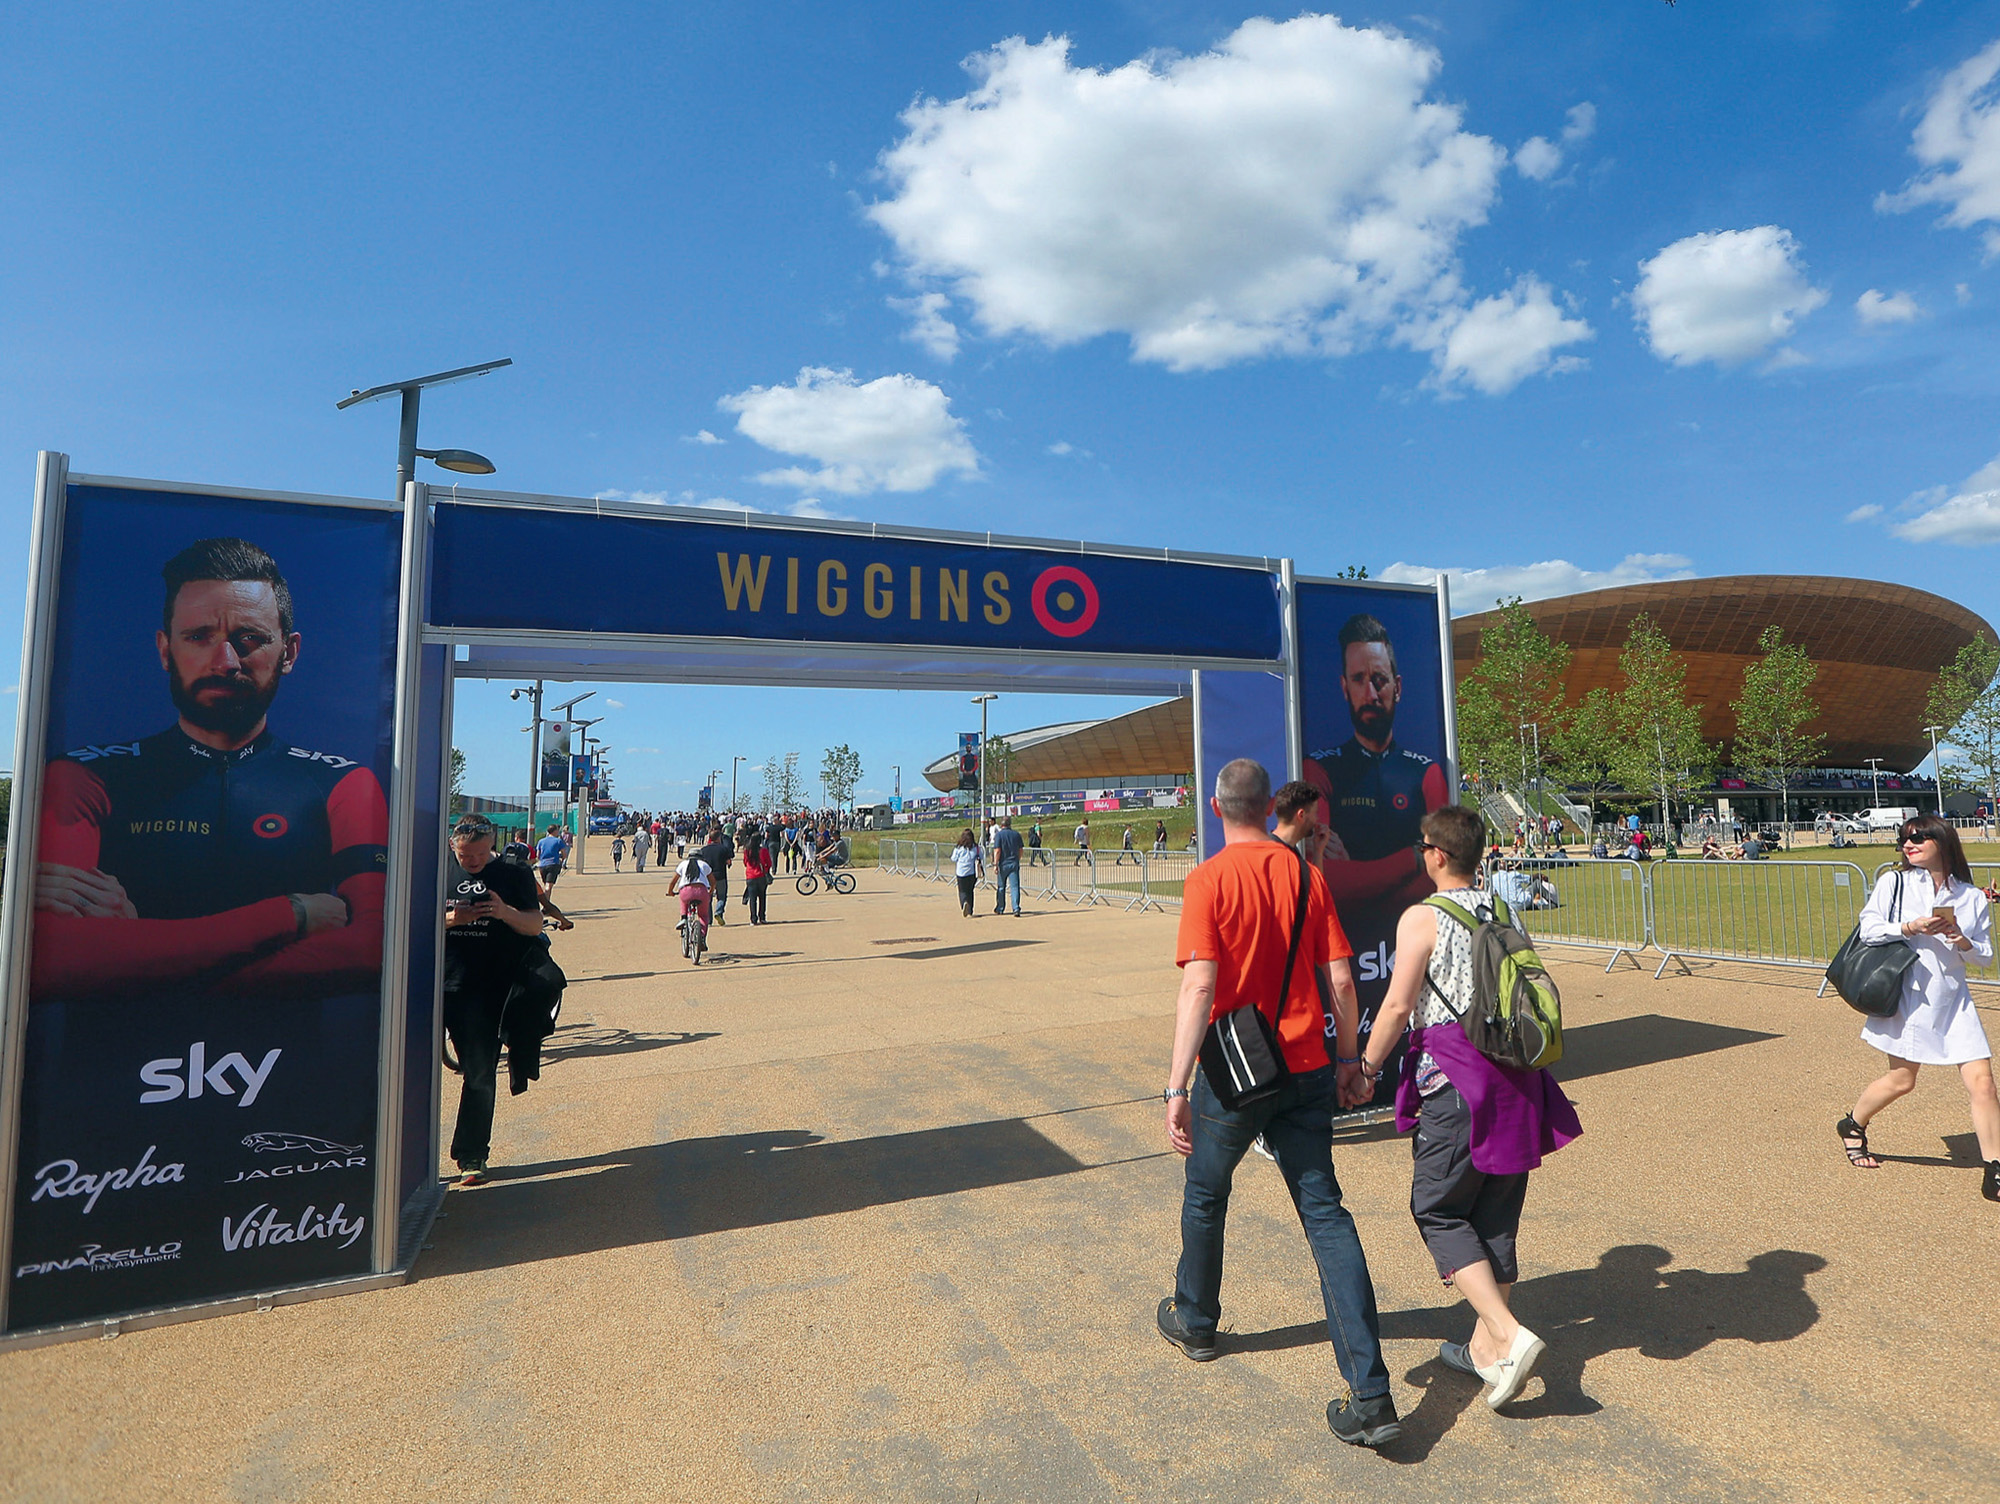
left=4, top=865, right=1998, bottom=1502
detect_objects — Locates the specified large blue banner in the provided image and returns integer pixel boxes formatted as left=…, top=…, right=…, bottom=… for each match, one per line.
left=1295, top=581, right=1451, bottom=1109
left=429, top=502, right=1283, bottom=661
left=8, top=484, right=401, bottom=1331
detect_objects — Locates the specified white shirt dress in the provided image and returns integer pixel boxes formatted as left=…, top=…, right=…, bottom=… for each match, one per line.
left=1855, top=868, right=1994, bottom=1066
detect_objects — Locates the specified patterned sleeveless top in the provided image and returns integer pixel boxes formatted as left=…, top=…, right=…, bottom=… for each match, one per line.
left=1412, top=885, right=1512, bottom=1094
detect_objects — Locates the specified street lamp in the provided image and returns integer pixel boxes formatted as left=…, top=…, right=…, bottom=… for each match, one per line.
left=732, top=755, right=746, bottom=814
left=972, top=694, right=998, bottom=834
left=1863, top=757, right=1885, bottom=811
left=337, top=358, right=511, bottom=503
left=1924, top=724, right=1946, bottom=818
left=707, top=768, right=722, bottom=821
left=509, top=681, right=544, bottom=848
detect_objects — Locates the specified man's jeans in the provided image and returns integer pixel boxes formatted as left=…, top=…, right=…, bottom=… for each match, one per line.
left=994, top=863, right=1021, bottom=913
left=1176, top=1066, right=1391, bottom=1399
left=445, top=989, right=504, bottom=1167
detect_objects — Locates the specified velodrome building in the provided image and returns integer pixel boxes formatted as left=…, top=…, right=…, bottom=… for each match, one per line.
left=922, top=575, right=1995, bottom=823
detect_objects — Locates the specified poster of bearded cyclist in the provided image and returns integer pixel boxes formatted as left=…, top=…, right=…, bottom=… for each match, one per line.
left=1294, top=585, right=1452, bottom=1110
left=8, top=481, right=401, bottom=1331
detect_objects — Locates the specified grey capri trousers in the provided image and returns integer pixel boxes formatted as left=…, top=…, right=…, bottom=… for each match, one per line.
left=1410, top=1083, right=1529, bottom=1285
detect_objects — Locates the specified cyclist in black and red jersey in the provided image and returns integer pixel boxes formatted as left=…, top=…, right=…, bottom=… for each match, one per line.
left=1303, top=613, right=1448, bottom=919
left=32, top=537, right=387, bottom=1002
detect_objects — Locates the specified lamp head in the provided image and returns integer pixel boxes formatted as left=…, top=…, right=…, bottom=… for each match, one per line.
left=417, top=447, right=497, bottom=475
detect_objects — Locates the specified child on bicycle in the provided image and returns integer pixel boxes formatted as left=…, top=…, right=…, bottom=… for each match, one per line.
left=667, top=852, right=714, bottom=960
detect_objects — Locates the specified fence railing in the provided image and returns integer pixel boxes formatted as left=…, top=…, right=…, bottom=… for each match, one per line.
left=1489, top=857, right=1650, bottom=972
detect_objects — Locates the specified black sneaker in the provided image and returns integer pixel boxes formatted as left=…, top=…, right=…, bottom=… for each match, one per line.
left=1327, top=1391, right=1403, bottom=1448
left=1156, top=1297, right=1216, bottom=1361
left=1984, top=1160, right=2000, bottom=1203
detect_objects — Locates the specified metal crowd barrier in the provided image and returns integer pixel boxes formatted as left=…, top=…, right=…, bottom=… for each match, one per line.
left=1487, top=857, right=1649, bottom=972
left=1647, top=859, right=1869, bottom=978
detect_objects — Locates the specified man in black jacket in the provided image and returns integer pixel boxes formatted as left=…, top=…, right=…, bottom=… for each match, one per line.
left=695, top=826, right=736, bottom=925
left=443, top=815, right=545, bottom=1187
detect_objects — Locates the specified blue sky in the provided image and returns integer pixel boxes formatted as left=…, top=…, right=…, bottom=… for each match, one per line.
left=6, top=3, right=2000, bottom=803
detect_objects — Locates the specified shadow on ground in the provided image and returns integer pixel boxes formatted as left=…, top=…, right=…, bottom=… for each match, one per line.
left=538, top=1024, right=720, bottom=1064
left=1553, top=1014, right=1779, bottom=1083
left=1234, top=1243, right=1824, bottom=1462
left=420, top=1117, right=1097, bottom=1278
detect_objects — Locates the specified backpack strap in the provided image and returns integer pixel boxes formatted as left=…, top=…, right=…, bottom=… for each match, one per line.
left=1272, top=847, right=1312, bottom=1029
left=1420, top=895, right=1472, bottom=1023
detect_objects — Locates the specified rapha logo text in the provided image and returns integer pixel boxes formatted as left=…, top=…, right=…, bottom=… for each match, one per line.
left=32, top=1145, right=186, bottom=1214
left=140, top=1043, right=280, bottom=1107
left=222, top=1202, right=367, bottom=1253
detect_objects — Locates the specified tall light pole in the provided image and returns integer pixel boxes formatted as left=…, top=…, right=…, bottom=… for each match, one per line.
left=1924, top=724, right=1946, bottom=817
left=707, top=768, right=722, bottom=822
left=337, top=358, right=511, bottom=502
left=732, top=755, right=746, bottom=814
left=510, top=682, right=545, bottom=845
left=1863, top=756, right=1885, bottom=810
left=972, top=694, right=997, bottom=834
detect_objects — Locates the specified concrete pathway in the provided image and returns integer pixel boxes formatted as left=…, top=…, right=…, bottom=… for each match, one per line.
left=3, top=867, right=1996, bottom=1501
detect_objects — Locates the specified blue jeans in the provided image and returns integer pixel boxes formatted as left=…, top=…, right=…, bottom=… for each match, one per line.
left=1175, top=1066, right=1390, bottom=1398
left=994, top=864, right=1021, bottom=913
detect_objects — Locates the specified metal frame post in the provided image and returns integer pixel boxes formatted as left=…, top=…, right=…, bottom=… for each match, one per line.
left=1434, top=571, right=1458, bottom=789
left=0, top=452, right=71, bottom=1330
left=1279, top=558, right=1303, bottom=781
left=371, top=479, right=430, bottom=1271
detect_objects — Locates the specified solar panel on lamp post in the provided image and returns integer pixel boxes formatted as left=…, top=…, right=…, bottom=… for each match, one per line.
left=337, top=358, right=511, bottom=504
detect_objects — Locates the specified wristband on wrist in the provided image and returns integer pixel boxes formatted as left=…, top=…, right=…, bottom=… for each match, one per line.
left=1163, top=1087, right=1189, bottom=1102
left=287, top=894, right=309, bottom=940
left=1336, top=1055, right=1361, bottom=1065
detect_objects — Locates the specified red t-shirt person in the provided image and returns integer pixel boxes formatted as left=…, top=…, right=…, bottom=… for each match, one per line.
left=1177, top=841, right=1352, bottom=1074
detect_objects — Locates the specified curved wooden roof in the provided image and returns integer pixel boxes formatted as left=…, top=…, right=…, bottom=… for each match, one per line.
left=1452, top=576, right=1994, bottom=771
left=923, top=697, right=1195, bottom=791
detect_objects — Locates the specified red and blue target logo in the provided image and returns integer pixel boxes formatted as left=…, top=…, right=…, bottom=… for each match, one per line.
left=253, top=813, right=289, bottom=839
left=1031, top=565, right=1100, bottom=638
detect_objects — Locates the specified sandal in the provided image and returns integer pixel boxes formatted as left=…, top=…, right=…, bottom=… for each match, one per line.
left=1836, top=1114, right=1879, bottom=1170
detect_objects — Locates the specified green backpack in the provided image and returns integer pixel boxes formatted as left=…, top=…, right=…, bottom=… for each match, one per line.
left=1422, top=893, right=1564, bottom=1072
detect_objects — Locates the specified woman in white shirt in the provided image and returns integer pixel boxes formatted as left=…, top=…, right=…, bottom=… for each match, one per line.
left=951, top=828, right=983, bottom=918
left=1838, top=815, right=2000, bottom=1203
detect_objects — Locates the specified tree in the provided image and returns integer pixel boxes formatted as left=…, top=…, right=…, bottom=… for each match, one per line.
left=982, top=735, right=1019, bottom=806
left=1926, top=634, right=2000, bottom=822
left=760, top=751, right=802, bottom=815
left=1549, top=687, right=1623, bottom=828
left=1333, top=564, right=1370, bottom=579
left=1731, top=625, right=1826, bottom=846
left=448, top=748, right=467, bottom=819
left=1456, top=598, right=1572, bottom=811
left=821, top=744, right=862, bottom=808
left=1612, top=613, right=1714, bottom=829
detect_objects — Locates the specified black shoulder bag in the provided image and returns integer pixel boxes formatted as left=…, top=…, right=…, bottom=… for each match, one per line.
left=1199, top=849, right=1311, bottom=1111
left=1825, top=871, right=1918, bottom=1019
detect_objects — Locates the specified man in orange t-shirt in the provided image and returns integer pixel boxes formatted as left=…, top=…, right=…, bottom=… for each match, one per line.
left=1156, top=757, right=1401, bottom=1449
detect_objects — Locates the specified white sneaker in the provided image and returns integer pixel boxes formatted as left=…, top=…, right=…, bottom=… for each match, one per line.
left=1480, top=1325, right=1545, bottom=1409
left=1251, top=1135, right=1276, bottom=1162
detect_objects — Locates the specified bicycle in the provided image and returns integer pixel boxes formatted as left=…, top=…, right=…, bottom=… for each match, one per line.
left=795, top=864, right=855, bottom=896
left=678, top=908, right=708, bottom=964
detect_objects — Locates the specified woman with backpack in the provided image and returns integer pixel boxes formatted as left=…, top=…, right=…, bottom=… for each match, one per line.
left=1355, top=804, right=1581, bottom=1413
left=950, top=828, right=983, bottom=917
left=1837, top=815, right=2000, bottom=1201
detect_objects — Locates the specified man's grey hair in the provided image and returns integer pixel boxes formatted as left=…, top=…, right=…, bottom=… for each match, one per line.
left=1213, top=758, right=1271, bottom=826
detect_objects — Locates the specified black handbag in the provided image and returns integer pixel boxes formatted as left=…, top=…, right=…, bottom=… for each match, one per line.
left=1198, top=848, right=1311, bottom=1111
left=1825, top=871, right=1918, bottom=1019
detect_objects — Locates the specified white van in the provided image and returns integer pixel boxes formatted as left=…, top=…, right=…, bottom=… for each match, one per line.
left=1861, top=806, right=1919, bottom=831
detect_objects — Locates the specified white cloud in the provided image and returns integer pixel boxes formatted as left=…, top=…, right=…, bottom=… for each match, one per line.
left=1845, top=503, right=1884, bottom=523
left=1958, top=281, right=1974, bottom=304
left=867, top=17, right=1580, bottom=384
left=1514, top=136, right=1561, bottom=181
left=624, top=746, right=661, bottom=754
left=1379, top=553, right=1696, bottom=613
left=1046, top=441, right=1073, bottom=455
left=1416, top=275, right=1593, bottom=395
left=1561, top=102, right=1596, bottom=146
left=1892, top=454, right=2000, bottom=543
left=683, top=429, right=724, bottom=445
left=1856, top=288, right=1922, bottom=325
left=607, top=700, right=627, bottom=710
left=888, top=292, right=961, bottom=360
left=719, top=366, right=979, bottom=494
left=1878, top=39, right=2000, bottom=257
left=1631, top=226, right=1828, bottom=367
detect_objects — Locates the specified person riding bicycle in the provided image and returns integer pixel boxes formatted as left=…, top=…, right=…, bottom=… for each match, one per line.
left=668, top=852, right=714, bottom=938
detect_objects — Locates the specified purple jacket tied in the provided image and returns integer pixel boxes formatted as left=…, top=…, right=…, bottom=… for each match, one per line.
left=1395, top=1024, right=1582, bottom=1174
